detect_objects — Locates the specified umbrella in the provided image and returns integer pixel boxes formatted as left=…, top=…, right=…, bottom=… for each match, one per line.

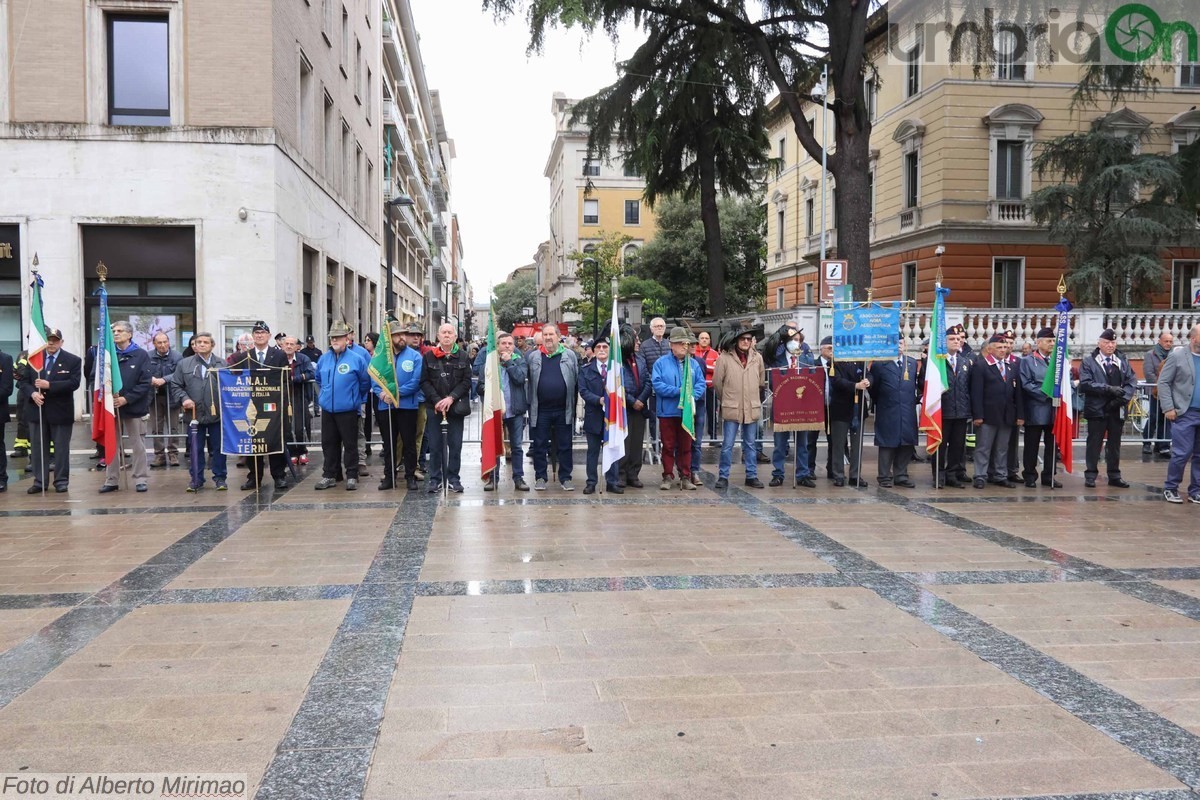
left=187, top=412, right=204, bottom=489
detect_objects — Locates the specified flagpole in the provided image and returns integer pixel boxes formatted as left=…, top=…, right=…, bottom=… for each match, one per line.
left=30, top=255, right=47, bottom=499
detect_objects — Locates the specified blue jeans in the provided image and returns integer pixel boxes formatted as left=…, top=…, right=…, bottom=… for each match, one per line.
left=1164, top=407, right=1200, bottom=496
left=504, top=415, right=526, bottom=482
left=197, top=420, right=227, bottom=485
left=691, top=396, right=708, bottom=471
left=532, top=406, right=573, bottom=482
left=719, top=420, right=758, bottom=480
left=585, top=432, right=622, bottom=487
left=772, top=431, right=811, bottom=480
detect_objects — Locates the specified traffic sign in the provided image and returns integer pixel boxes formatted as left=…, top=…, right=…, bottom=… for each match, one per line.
left=821, top=260, right=847, bottom=304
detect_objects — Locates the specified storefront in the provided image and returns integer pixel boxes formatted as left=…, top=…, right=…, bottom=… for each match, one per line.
left=81, top=225, right=197, bottom=353
left=0, top=224, right=19, bottom=407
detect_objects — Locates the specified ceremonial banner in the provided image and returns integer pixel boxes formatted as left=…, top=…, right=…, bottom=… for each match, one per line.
left=218, top=369, right=286, bottom=456
left=832, top=302, right=902, bottom=361
left=1041, top=293, right=1075, bottom=473
left=919, top=284, right=950, bottom=455
left=769, top=367, right=825, bottom=432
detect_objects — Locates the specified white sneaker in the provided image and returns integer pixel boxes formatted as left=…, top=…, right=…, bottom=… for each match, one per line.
left=1164, top=489, right=1183, bottom=504
left=534, top=478, right=547, bottom=491
left=560, top=480, right=575, bottom=492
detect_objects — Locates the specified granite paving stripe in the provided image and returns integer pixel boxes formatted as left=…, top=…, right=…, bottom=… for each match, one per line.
left=896, top=569, right=1086, bottom=586
left=0, top=593, right=91, bottom=610
left=254, top=493, right=438, bottom=800
left=0, top=489, right=293, bottom=709
left=414, top=572, right=852, bottom=596
left=708, top=477, right=1200, bottom=792
left=148, top=585, right=360, bottom=605
left=0, top=505, right=232, bottom=518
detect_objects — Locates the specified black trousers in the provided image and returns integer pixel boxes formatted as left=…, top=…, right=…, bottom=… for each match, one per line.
left=1023, top=424, right=1056, bottom=484
left=321, top=410, right=361, bottom=480
left=247, top=453, right=287, bottom=484
left=829, top=419, right=863, bottom=482
left=28, top=420, right=73, bottom=489
left=0, top=420, right=7, bottom=484
left=378, top=407, right=418, bottom=479
left=1085, top=414, right=1124, bottom=481
left=934, top=418, right=970, bottom=482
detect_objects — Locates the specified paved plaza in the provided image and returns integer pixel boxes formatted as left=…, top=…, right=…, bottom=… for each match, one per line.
left=2, top=442, right=1200, bottom=800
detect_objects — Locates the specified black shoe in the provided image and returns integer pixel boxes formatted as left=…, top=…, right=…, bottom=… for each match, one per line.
left=26, top=485, right=42, bottom=494
left=973, top=477, right=986, bottom=489
left=1154, top=450, right=1171, bottom=461
left=1043, top=480, right=1063, bottom=489
left=1085, top=478, right=1097, bottom=488
left=583, top=484, right=596, bottom=495
left=448, top=481, right=464, bottom=493
left=769, top=476, right=783, bottom=487
left=54, top=486, right=68, bottom=494
left=274, top=478, right=288, bottom=490
left=483, top=481, right=496, bottom=492
left=378, top=480, right=395, bottom=490
left=0, top=484, right=6, bottom=493
left=848, top=478, right=868, bottom=488
left=1007, top=475, right=1021, bottom=484
left=99, top=485, right=119, bottom=494
left=878, top=480, right=893, bottom=488
left=743, top=478, right=764, bottom=489
left=427, top=482, right=441, bottom=494
left=240, top=480, right=257, bottom=491
left=714, top=477, right=728, bottom=489
left=944, top=478, right=963, bottom=488
left=1024, top=479, right=1038, bottom=488
left=797, top=477, right=817, bottom=488
left=833, top=478, right=845, bottom=487
left=1109, top=478, right=1131, bottom=488
left=606, top=484, right=624, bottom=494
left=406, top=477, right=418, bottom=490
left=345, top=478, right=358, bottom=491
left=999, top=480, right=1018, bottom=488
left=894, top=479, right=916, bottom=488
left=514, top=479, right=530, bottom=492
left=627, top=479, right=644, bottom=489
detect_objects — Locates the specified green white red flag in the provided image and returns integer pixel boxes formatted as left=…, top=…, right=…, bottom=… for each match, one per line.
left=919, top=283, right=950, bottom=455
left=601, top=299, right=628, bottom=472
left=480, top=306, right=506, bottom=481
left=1041, top=295, right=1074, bottom=473
left=92, top=282, right=124, bottom=464
left=26, top=273, right=48, bottom=371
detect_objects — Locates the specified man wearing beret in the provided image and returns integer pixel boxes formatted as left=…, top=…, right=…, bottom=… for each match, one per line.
left=228, top=321, right=291, bottom=490
left=933, top=327, right=972, bottom=488
left=970, top=333, right=1024, bottom=488
left=1018, top=328, right=1062, bottom=488
left=1079, top=328, right=1137, bottom=488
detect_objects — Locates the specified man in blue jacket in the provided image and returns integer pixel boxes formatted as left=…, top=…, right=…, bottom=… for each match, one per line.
left=1019, top=328, right=1061, bottom=488
left=99, top=321, right=155, bottom=493
left=375, top=321, right=423, bottom=491
left=579, top=336, right=622, bottom=494
left=485, top=331, right=531, bottom=492
left=314, top=321, right=370, bottom=490
left=652, top=327, right=705, bottom=490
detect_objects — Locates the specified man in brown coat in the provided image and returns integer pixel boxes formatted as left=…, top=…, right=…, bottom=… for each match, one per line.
left=712, top=330, right=766, bottom=489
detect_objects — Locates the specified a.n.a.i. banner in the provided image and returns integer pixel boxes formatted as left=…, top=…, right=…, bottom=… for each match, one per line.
left=218, top=369, right=286, bottom=456
left=769, top=367, right=826, bottom=432
left=832, top=302, right=902, bottom=361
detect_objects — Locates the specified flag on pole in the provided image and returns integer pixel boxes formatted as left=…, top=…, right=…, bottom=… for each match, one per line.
left=601, top=300, right=628, bottom=472
left=1041, top=294, right=1074, bottom=473
left=92, top=282, right=124, bottom=464
left=480, top=305, right=506, bottom=481
left=919, top=283, right=950, bottom=455
left=26, top=273, right=48, bottom=371
left=681, top=347, right=697, bottom=440
left=368, top=320, right=399, bottom=407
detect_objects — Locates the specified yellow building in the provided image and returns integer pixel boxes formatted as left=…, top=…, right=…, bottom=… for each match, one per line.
left=765, top=5, right=1200, bottom=312
left=541, top=93, right=658, bottom=323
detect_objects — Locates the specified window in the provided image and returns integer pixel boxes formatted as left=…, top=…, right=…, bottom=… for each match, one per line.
left=995, top=140, right=1024, bottom=199
left=355, top=38, right=362, bottom=101
left=1181, top=63, right=1200, bottom=88
left=776, top=287, right=786, bottom=309
left=624, top=200, right=640, bottom=225
left=366, top=159, right=373, bottom=219
left=863, top=76, right=877, bottom=122
left=804, top=118, right=814, bottom=160
left=107, top=15, right=170, bottom=126
left=623, top=160, right=641, bottom=177
left=299, top=51, right=314, bottom=160
left=583, top=199, right=599, bottom=225
left=778, top=136, right=786, bottom=165
left=341, top=119, right=351, bottom=193
left=805, top=198, right=814, bottom=236
left=776, top=208, right=785, bottom=249
left=996, top=29, right=1027, bottom=80
left=623, top=244, right=639, bottom=272
left=354, top=143, right=363, bottom=213
left=1171, top=261, right=1200, bottom=309
left=904, top=151, right=920, bottom=208
left=992, top=258, right=1024, bottom=308
left=322, top=0, right=333, bottom=43
left=901, top=262, right=917, bottom=302
left=582, top=161, right=600, bottom=177
left=341, top=6, right=349, bottom=74
left=867, top=171, right=875, bottom=221
left=804, top=283, right=814, bottom=305
left=365, top=67, right=372, bottom=122
left=323, top=92, right=335, bottom=180
left=906, top=45, right=921, bottom=97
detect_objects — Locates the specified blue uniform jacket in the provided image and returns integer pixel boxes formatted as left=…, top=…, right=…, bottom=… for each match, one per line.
left=373, top=346, right=424, bottom=410
left=316, top=348, right=369, bottom=414
left=578, top=360, right=610, bottom=437
left=652, top=354, right=706, bottom=418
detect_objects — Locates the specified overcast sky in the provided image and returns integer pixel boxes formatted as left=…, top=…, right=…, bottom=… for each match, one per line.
left=408, top=0, right=638, bottom=300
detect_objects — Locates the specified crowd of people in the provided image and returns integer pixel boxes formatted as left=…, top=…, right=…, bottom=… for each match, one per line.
left=1, top=319, right=1198, bottom=503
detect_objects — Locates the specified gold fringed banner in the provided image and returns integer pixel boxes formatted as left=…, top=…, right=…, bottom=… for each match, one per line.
left=770, top=367, right=826, bottom=432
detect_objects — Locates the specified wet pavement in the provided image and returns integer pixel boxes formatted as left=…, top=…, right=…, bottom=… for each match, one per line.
left=2, top=440, right=1200, bottom=799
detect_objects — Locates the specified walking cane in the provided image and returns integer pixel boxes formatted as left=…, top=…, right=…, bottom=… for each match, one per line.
left=440, top=411, right=450, bottom=500
left=187, top=406, right=203, bottom=490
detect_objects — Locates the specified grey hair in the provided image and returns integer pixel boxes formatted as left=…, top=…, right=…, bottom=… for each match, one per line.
left=193, top=331, right=214, bottom=342
left=112, top=320, right=133, bottom=334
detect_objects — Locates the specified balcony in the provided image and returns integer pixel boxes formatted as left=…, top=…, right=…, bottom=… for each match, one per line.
left=382, top=175, right=395, bottom=201
left=431, top=173, right=448, bottom=212
left=899, top=206, right=921, bottom=232
left=431, top=253, right=447, bottom=283
left=431, top=216, right=448, bottom=247
left=383, top=98, right=398, bottom=127
left=805, top=229, right=835, bottom=256
left=989, top=200, right=1029, bottom=223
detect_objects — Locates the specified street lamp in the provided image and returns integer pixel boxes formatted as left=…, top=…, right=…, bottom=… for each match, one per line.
left=385, top=194, right=415, bottom=321
left=581, top=257, right=599, bottom=342
left=812, top=65, right=830, bottom=265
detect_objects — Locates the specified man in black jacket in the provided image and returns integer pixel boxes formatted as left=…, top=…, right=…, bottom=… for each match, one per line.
left=421, top=322, right=472, bottom=493
left=934, top=327, right=973, bottom=488
left=100, top=321, right=154, bottom=493
left=969, top=334, right=1024, bottom=489
left=1079, top=328, right=1138, bottom=488
left=228, top=321, right=291, bottom=490
left=0, top=345, right=14, bottom=491
left=818, top=337, right=869, bottom=487
left=18, top=330, right=82, bottom=493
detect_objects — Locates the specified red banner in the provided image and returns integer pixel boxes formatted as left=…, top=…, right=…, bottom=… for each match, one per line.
left=769, top=367, right=826, bottom=432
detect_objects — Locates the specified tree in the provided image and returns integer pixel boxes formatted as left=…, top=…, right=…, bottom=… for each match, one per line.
left=561, top=230, right=631, bottom=337
left=634, top=195, right=767, bottom=317
left=571, top=20, right=771, bottom=316
left=1028, top=124, right=1198, bottom=307
left=491, top=272, right=536, bottom=331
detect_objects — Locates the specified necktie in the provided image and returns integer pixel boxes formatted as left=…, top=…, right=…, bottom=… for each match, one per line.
left=45, top=355, right=56, bottom=373
left=950, top=355, right=956, bottom=372
left=790, top=356, right=797, bottom=370
left=896, top=358, right=902, bottom=369
left=601, top=363, right=607, bottom=381
left=258, top=350, right=266, bottom=363
left=999, top=361, right=1006, bottom=379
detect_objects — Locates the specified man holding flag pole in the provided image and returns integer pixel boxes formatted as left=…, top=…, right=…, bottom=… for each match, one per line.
left=651, top=326, right=704, bottom=490
left=579, top=301, right=628, bottom=495
left=479, top=306, right=508, bottom=491
left=919, top=282, right=950, bottom=488
left=371, top=319, right=422, bottom=491
left=1040, top=279, right=1075, bottom=484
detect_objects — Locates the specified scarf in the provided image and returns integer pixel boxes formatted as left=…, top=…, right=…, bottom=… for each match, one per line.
left=540, top=343, right=565, bottom=358
left=432, top=343, right=460, bottom=359
left=1152, top=343, right=1169, bottom=360
left=737, top=348, right=749, bottom=365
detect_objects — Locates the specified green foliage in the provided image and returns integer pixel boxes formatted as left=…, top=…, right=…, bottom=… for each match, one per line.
left=633, top=195, right=767, bottom=317
left=1028, top=124, right=1199, bottom=307
left=491, top=272, right=537, bottom=331
left=562, top=231, right=632, bottom=331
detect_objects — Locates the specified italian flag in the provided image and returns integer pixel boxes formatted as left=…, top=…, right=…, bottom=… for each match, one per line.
left=1041, top=296, right=1074, bottom=473
left=26, top=273, right=48, bottom=371
left=480, top=305, right=506, bottom=481
left=601, top=298, right=628, bottom=472
left=92, top=282, right=124, bottom=464
left=919, top=283, right=950, bottom=455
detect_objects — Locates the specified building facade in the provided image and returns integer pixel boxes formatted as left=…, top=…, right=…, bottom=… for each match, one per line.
left=1, top=0, right=384, bottom=378
left=763, top=15, right=1200, bottom=312
left=541, top=92, right=656, bottom=323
